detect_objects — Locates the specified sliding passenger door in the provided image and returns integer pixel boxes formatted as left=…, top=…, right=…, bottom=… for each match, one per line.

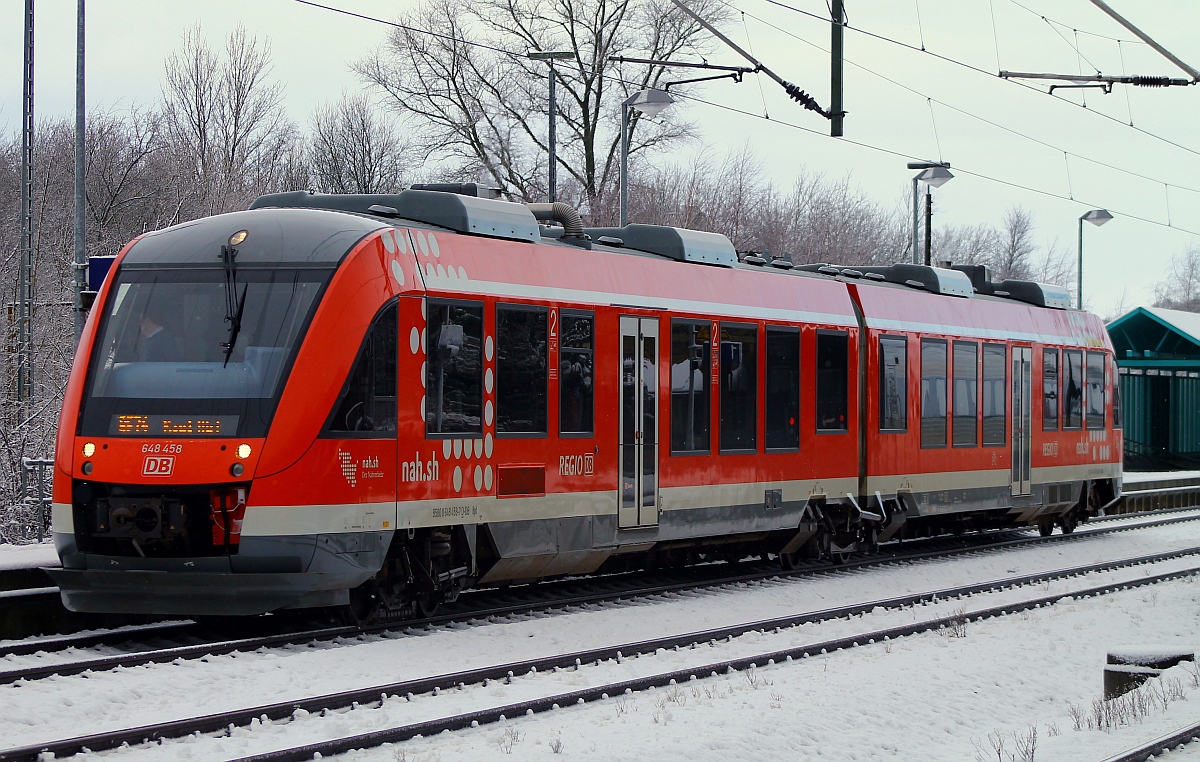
left=618, top=316, right=660, bottom=528
left=1011, top=346, right=1032, bottom=496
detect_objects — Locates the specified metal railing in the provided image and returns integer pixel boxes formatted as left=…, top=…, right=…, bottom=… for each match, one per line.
left=2, top=457, right=53, bottom=545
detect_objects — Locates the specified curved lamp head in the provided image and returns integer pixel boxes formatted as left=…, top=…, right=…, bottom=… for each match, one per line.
left=916, top=166, right=954, bottom=189
left=627, top=88, right=676, bottom=118
left=1082, top=209, right=1113, bottom=227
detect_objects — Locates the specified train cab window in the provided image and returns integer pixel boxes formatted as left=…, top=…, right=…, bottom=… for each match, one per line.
left=1086, top=351, right=1107, bottom=429
left=816, top=331, right=849, bottom=432
left=496, top=305, right=548, bottom=435
left=1063, top=350, right=1084, bottom=429
left=1042, top=348, right=1060, bottom=431
left=559, top=312, right=594, bottom=436
left=920, top=339, right=948, bottom=448
left=982, top=343, right=1007, bottom=446
left=953, top=341, right=978, bottom=447
left=878, top=336, right=907, bottom=432
left=671, top=321, right=711, bottom=453
left=719, top=323, right=757, bottom=452
left=427, top=300, right=484, bottom=435
left=327, top=300, right=398, bottom=435
left=766, top=327, right=800, bottom=450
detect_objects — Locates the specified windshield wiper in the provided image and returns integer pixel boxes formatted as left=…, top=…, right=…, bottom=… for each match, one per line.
left=219, top=244, right=247, bottom=367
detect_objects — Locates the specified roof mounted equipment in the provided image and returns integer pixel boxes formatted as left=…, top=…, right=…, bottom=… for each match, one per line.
left=250, top=190, right=539, bottom=243
left=583, top=224, right=737, bottom=268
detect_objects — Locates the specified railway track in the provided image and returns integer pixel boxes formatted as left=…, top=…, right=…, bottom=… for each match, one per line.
left=1101, top=721, right=1200, bottom=762
left=2, top=547, right=1197, bottom=762
left=3, top=506, right=1199, bottom=686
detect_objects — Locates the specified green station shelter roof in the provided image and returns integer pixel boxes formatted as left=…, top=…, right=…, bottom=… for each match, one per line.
left=1107, top=306, right=1200, bottom=367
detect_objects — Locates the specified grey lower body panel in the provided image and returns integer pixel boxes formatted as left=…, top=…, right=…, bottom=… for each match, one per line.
left=49, top=530, right=393, bottom=615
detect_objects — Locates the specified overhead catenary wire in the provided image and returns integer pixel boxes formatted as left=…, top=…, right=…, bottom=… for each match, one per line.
left=725, top=0, right=1200, bottom=197
left=1004, top=0, right=1146, bottom=45
left=293, top=0, right=1200, bottom=238
left=756, top=0, right=1200, bottom=160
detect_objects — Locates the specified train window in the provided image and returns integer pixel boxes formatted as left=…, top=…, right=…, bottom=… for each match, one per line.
left=559, top=312, right=594, bottom=436
left=426, top=300, right=484, bottom=435
left=766, top=327, right=800, bottom=450
left=1086, top=351, right=1106, bottom=429
left=953, top=341, right=978, bottom=447
left=982, top=343, right=1007, bottom=446
left=1063, top=350, right=1084, bottom=429
left=1042, top=348, right=1059, bottom=431
left=719, top=323, right=757, bottom=452
left=878, top=336, right=907, bottom=432
left=1113, top=358, right=1123, bottom=429
left=671, top=321, right=711, bottom=453
left=816, top=331, right=849, bottom=432
left=496, top=305, right=548, bottom=436
left=920, top=339, right=948, bottom=448
left=327, top=300, right=397, bottom=436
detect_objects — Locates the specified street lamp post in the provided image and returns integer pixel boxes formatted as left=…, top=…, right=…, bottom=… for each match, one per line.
left=906, top=162, right=953, bottom=265
left=528, top=50, right=575, bottom=203
left=620, top=88, right=675, bottom=227
left=1077, top=209, right=1113, bottom=310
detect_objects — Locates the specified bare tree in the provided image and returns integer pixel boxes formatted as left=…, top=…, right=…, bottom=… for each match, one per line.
left=993, top=204, right=1037, bottom=281
left=1153, top=244, right=1200, bottom=313
left=309, top=93, right=408, bottom=194
left=356, top=0, right=726, bottom=212
left=162, top=24, right=296, bottom=215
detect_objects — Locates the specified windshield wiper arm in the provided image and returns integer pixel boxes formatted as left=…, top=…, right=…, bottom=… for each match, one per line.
left=219, top=243, right=244, bottom=367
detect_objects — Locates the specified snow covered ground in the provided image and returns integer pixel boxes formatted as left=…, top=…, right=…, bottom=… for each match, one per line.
left=1126, top=471, right=1200, bottom=484
left=5, top=518, right=1200, bottom=760
left=0, top=541, right=57, bottom=572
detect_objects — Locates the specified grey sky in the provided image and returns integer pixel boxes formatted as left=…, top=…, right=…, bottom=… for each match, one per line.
left=2, top=0, right=1198, bottom=318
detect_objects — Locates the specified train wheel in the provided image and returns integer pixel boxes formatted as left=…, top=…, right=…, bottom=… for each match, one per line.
left=342, top=583, right=381, bottom=627
left=830, top=550, right=850, bottom=565
left=1038, top=520, right=1054, bottom=537
left=1060, top=512, right=1077, bottom=535
left=416, top=593, right=440, bottom=618
left=779, top=550, right=803, bottom=571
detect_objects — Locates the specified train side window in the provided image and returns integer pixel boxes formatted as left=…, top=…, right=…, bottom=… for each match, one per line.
left=1063, top=350, right=1084, bottom=429
left=982, top=343, right=1007, bottom=446
left=327, top=299, right=397, bottom=436
left=426, top=300, right=484, bottom=435
left=953, top=341, right=978, bottom=447
left=559, top=311, right=594, bottom=436
left=816, top=331, right=849, bottom=432
left=766, top=327, right=800, bottom=450
left=496, top=304, right=548, bottom=436
left=719, top=323, right=757, bottom=452
left=878, top=336, right=907, bottom=432
left=1113, top=358, right=1123, bottom=429
left=1086, top=351, right=1106, bottom=429
left=920, top=339, right=948, bottom=448
left=670, top=320, right=711, bottom=454
left=1042, top=348, right=1059, bottom=431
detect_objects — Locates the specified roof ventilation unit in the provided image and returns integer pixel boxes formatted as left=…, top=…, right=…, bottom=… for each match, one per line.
left=951, top=264, right=1071, bottom=309
left=854, top=264, right=974, bottom=297
left=583, top=224, right=737, bottom=268
left=250, top=190, right=540, bottom=243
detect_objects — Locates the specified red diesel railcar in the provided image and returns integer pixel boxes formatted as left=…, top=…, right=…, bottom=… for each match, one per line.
left=48, top=187, right=1122, bottom=622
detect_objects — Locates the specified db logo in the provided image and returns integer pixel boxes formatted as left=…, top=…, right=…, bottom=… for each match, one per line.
left=142, top=455, right=175, bottom=477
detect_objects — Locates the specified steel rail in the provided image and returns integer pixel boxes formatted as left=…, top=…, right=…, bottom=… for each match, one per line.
left=2, top=508, right=1198, bottom=672
left=3, top=556, right=1198, bottom=762
left=1099, top=721, right=1200, bottom=762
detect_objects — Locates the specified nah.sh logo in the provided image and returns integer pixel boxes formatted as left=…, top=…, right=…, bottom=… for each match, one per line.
left=142, top=455, right=174, bottom=477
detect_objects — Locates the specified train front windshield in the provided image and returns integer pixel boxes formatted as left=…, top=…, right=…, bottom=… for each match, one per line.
left=80, top=268, right=330, bottom=438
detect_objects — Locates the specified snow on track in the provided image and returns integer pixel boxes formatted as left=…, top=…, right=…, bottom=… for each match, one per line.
left=4, top=520, right=1200, bottom=758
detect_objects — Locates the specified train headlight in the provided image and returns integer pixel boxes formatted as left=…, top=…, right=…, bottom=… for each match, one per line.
left=236, top=443, right=252, bottom=459
left=82, top=442, right=96, bottom=457
left=230, top=462, right=245, bottom=477
left=229, top=229, right=249, bottom=246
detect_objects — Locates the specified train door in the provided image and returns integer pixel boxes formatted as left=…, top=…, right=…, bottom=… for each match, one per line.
left=1011, top=346, right=1032, bottom=496
left=618, top=316, right=660, bottom=528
